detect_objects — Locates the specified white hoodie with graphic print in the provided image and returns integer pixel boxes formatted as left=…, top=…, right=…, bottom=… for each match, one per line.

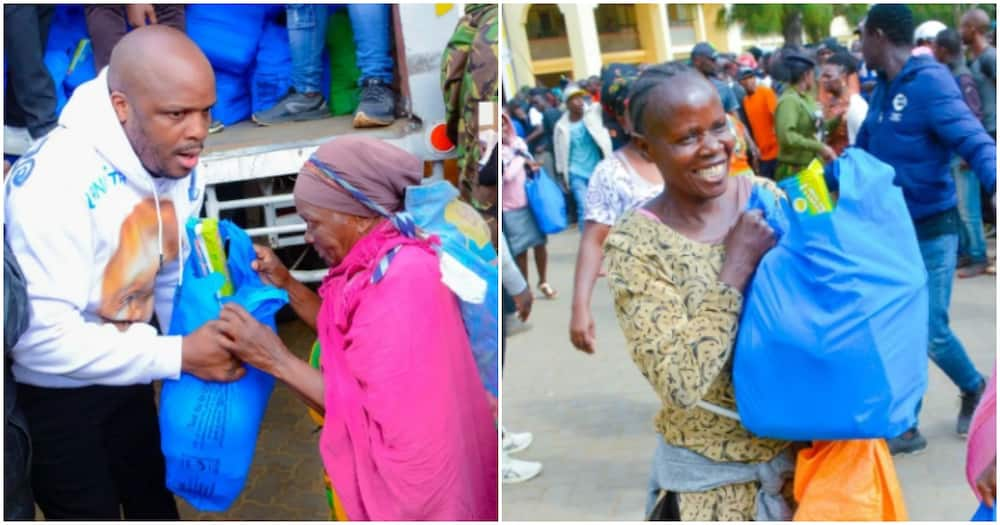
left=5, top=67, right=205, bottom=388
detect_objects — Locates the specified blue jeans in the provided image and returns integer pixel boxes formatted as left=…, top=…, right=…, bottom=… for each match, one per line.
left=953, top=160, right=988, bottom=263
left=286, top=4, right=328, bottom=94
left=569, top=174, right=590, bottom=232
left=918, top=234, right=984, bottom=416
left=347, top=4, right=393, bottom=84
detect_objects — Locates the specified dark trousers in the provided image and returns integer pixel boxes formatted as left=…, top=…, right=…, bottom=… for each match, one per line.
left=3, top=5, right=58, bottom=139
left=758, top=159, right=778, bottom=180
left=84, top=5, right=186, bottom=73
left=18, top=383, right=179, bottom=520
left=5, top=370, right=33, bottom=521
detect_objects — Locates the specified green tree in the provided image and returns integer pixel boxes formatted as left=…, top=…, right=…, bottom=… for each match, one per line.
left=908, top=4, right=995, bottom=28
left=717, top=4, right=995, bottom=48
left=717, top=4, right=867, bottom=48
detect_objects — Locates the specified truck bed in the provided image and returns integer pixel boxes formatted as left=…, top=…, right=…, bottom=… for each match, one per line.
left=203, top=115, right=411, bottom=161
left=200, top=115, right=415, bottom=185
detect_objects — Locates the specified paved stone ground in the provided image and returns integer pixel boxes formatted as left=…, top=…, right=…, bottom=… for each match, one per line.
left=177, top=319, right=329, bottom=521
left=501, top=228, right=996, bottom=521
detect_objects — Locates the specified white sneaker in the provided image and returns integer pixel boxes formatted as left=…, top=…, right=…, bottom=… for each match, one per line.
left=502, top=452, right=542, bottom=484
left=4, top=126, right=32, bottom=155
left=502, top=429, right=533, bottom=454
left=505, top=315, right=532, bottom=337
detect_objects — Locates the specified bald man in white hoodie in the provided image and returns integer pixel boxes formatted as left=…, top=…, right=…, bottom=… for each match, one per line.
left=4, top=26, right=242, bottom=519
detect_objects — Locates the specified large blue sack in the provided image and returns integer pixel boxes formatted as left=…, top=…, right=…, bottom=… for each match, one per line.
left=251, top=21, right=292, bottom=113
left=524, top=167, right=568, bottom=234
left=973, top=501, right=997, bottom=521
left=159, top=219, right=288, bottom=511
left=186, top=5, right=269, bottom=76
left=212, top=70, right=252, bottom=127
left=734, top=148, right=929, bottom=441
left=405, top=181, right=499, bottom=397
left=44, top=5, right=89, bottom=114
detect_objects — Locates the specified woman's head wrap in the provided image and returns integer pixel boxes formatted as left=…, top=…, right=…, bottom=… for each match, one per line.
left=294, top=136, right=423, bottom=218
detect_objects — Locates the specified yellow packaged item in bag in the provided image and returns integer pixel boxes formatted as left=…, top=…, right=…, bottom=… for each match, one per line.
left=779, top=159, right=834, bottom=217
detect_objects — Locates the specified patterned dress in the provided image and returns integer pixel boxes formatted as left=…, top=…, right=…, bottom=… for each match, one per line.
left=604, top=177, right=792, bottom=520
left=583, top=151, right=663, bottom=227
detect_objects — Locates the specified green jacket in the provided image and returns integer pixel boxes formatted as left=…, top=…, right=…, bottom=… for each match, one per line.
left=774, top=88, right=825, bottom=167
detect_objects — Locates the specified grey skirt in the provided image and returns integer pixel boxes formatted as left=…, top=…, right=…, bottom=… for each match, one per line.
left=503, top=206, right=546, bottom=256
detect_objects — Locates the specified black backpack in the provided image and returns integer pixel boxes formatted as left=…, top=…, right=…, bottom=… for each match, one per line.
left=4, top=235, right=34, bottom=520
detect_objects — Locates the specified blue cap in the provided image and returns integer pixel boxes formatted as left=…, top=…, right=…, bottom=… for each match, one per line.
left=691, top=42, right=718, bottom=60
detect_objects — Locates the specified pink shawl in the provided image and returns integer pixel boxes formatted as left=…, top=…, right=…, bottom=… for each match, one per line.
left=967, top=367, right=996, bottom=496
left=316, top=221, right=498, bottom=521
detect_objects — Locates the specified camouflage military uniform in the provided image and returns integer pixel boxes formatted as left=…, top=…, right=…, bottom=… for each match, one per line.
left=441, top=4, right=498, bottom=192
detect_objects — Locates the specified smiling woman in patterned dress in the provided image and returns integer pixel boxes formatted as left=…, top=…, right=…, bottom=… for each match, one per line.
left=604, top=63, right=796, bottom=521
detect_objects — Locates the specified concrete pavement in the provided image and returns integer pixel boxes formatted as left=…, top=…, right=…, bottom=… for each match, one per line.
left=501, top=227, right=996, bottom=521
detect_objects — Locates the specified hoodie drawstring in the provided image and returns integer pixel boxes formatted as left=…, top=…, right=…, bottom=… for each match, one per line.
left=149, top=178, right=165, bottom=272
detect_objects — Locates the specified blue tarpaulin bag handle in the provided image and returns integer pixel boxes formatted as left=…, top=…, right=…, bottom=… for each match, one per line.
left=734, top=149, right=928, bottom=440
left=159, top=220, right=288, bottom=512
left=405, top=181, right=499, bottom=396
left=524, top=166, right=568, bottom=234
left=973, top=502, right=997, bottom=521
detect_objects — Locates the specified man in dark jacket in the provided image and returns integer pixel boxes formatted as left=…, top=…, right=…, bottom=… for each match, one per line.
left=857, top=4, right=996, bottom=456
left=934, top=28, right=989, bottom=278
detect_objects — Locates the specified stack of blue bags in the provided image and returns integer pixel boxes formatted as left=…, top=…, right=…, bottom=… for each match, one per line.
left=186, top=4, right=272, bottom=125
left=39, top=4, right=336, bottom=127
left=43, top=5, right=95, bottom=114
left=182, top=4, right=334, bottom=125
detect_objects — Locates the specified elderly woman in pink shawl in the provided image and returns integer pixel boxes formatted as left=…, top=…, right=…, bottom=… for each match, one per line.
left=216, top=136, right=498, bottom=521
left=967, top=368, right=996, bottom=513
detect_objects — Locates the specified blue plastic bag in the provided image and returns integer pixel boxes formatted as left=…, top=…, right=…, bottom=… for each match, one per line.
left=212, top=71, right=252, bottom=127
left=524, top=167, right=568, bottom=234
left=405, top=181, right=499, bottom=397
left=186, top=5, right=269, bottom=76
left=734, top=148, right=929, bottom=441
left=973, top=502, right=997, bottom=521
left=251, top=21, right=292, bottom=113
left=159, top=220, right=288, bottom=511
left=44, top=5, right=89, bottom=115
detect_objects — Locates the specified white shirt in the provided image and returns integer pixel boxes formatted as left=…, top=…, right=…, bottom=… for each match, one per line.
left=528, top=106, right=544, bottom=128
left=846, top=93, right=869, bottom=146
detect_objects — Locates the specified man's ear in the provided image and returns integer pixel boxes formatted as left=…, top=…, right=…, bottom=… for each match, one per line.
left=110, top=91, right=130, bottom=124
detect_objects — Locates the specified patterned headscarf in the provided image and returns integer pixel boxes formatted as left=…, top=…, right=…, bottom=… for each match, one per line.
left=600, top=63, right=639, bottom=120
left=294, top=136, right=422, bottom=219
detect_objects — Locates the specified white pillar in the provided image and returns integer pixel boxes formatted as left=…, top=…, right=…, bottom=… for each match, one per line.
left=695, top=4, right=708, bottom=43
left=502, top=5, right=536, bottom=88
left=657, top=3, right=674, bottom=61
left=728, top=22, right=743, bottom=53
left=560, top=3, right=603, bottom=79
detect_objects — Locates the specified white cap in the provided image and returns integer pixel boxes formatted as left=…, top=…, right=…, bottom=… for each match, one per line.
left=914, top=20, right=948, bottom=44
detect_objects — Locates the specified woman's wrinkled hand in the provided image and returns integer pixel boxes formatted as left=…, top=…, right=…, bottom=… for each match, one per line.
left=251, top=244, right=292, bottom=289
left=720, top=209, right=776, bottom=292
left=217, top=303, right=290, bottom=377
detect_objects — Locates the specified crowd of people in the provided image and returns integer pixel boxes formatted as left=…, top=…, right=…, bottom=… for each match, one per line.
left=502, top=3, right=997, bottom=520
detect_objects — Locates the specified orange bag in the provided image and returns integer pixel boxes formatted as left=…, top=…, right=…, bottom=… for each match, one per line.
left=793, top=439, right=908, bottom=521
